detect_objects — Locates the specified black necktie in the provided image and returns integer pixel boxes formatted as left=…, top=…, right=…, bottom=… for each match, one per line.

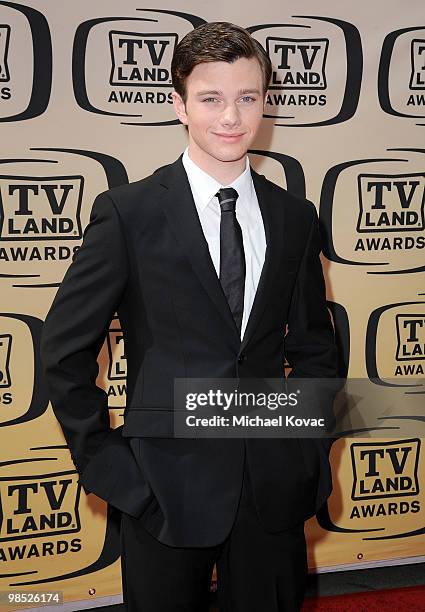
left=216, top=187, right=245, bottom=333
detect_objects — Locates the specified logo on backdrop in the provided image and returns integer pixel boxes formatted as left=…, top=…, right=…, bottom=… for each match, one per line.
left=410, top=39, right=425, bottom=92
left=73, top=9, right=205, bottom=125
left=0, top=473, right=81, bottom=544
left=0, top=333, right=12, bottom=405
left=317, top=438, right=423, bottom=540
left=0, top=148, right=127, bottom=287
left=0, top=313, right=48, bottom=427
left=0, top=451, right=120, bottom=584
left=350, top=439, right=420, bottom=519
left=379, top=26, right=425, bottom=123
left=266, top=36, right=328, bottom=94
left=98, top=316, right=127, bottom=408
left=109, top=31, right=177, bottom=90
left=320, top=148, right=425, bottom=274
left=0, top=2, right=51, bottom=121
left=0, top=176, right=84, bottom=241
left=366, top=301, right=425, bottom=385
left=0, top=24, right=10, bottom=91
left=356, top=173, right=425, bottom=234
left=248, top=16, right=362, bottom=126
left=395, top=314, right=425, bottom=368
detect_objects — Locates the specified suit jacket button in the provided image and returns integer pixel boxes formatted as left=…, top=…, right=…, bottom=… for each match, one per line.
left=238, top=353, right=246, bottom=364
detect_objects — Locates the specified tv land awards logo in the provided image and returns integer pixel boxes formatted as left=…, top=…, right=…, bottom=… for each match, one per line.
left=106, top=322, right=126, bottom=383
left=356, top=173, right=425, bottom=234
left=0, top=313, right=48, bottom=427
left=350, top=440, right=420, bottom=519
left=109, top=31, right=177, bottom=90
left=248, top=16, right=362, bottom=126
left=320, top=149, right=425, bottom=274
left=98, top=316, right=127, bottom=410
left=0, top=2, right=51, bottom=121
left=0, top=176, right=84, bottom=241
left=73, top=9, right=205, bottom=125
left=0, top=24, right=10, bottom=93
left=409, top=39, right=425, bottom=92
left=379, top=26, right=425, bottom=122
left=0, top=451, right=121, bottom=584
left=395, top=314, right=425, bottom=366
left=266, top=37, right=328, bottom=94
left=0, top=333, right=12, bottom=403
left=317, top=438, right=423, bottom=539
left=0, top=148, right=127, bottom=287
left=0, top=459, right=80, bottom=574
left=0, top=473, right=81, bottom=544
left=366, top=301, right=425, bottom=385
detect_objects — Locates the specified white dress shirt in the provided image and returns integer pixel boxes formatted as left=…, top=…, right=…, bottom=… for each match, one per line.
left=182, top=148, right=267, bottom=339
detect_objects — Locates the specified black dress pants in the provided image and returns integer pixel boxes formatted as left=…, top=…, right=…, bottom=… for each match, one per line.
left=120, top=453, right=307, bottom=612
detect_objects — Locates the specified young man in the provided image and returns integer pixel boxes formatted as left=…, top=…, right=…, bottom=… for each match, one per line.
left=41, top=22, right=338, bottom=612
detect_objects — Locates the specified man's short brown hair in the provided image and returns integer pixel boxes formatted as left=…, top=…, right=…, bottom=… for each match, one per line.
left=171, top=22, right=272, bottom=102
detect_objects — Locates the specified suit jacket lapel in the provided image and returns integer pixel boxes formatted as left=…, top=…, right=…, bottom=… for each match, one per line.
left=158, top=156, right=240, bottom=338
left=240, top=169, right=285, bottom=351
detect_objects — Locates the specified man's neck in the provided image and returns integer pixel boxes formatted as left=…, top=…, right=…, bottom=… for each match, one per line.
left=187, top=143, right=247, bottom=185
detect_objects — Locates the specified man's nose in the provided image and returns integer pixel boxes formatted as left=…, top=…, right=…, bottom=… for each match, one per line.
left=220, top=103, right=241, bottom=127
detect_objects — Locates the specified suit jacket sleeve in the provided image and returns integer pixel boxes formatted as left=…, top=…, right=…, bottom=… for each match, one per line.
left=40, top=191, right=129, bottom=474
left=284, top=202, right=338, bottom=379
left=284, top=203, right=340, bottom=437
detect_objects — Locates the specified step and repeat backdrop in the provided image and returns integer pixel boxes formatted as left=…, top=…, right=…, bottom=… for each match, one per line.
left=0, top=0, right=424, bottom=609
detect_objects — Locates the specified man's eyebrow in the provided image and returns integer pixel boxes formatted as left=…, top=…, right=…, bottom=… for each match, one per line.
left=195, top=88, right=261, bottom=97
left=196, top=90, right=223, bottom=96
left=237, top=89, right=261, bottom=95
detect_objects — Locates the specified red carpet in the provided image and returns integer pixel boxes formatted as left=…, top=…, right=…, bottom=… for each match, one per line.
left=302, top=585, right=425, bottom=611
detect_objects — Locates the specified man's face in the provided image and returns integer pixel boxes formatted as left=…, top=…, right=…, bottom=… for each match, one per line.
left=173, top=57, right=266, bottom=170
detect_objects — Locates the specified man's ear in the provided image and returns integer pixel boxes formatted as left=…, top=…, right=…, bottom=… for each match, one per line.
left=172, top=91, right=188, bottom=125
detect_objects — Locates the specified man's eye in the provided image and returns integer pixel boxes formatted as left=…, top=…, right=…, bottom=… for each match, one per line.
left=202, top=97, right=218, bottom=103
left=240, top=96, right=255, bottom=103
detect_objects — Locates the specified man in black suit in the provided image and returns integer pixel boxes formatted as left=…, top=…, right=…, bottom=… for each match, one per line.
left=41, top=22, right=338, bottom=612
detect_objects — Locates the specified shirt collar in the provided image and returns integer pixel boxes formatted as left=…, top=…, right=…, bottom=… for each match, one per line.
left=182, top=147, right=252, bottom=213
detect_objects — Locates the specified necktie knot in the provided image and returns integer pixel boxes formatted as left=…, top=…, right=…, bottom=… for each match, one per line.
left=216, top=188, right=239, bottom=213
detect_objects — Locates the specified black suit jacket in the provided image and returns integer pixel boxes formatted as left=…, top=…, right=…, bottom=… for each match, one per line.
left=40, top=156, right=339, bottom=547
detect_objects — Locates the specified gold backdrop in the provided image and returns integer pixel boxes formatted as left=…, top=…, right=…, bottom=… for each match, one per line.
left=0, top=0, right=424, bottom=609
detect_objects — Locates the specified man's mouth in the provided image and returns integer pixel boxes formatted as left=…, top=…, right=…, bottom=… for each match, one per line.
left=213, top=132, right=245, bottom=141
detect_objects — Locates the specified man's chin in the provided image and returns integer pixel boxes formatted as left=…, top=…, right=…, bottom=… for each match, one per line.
left=210, top=147, right=248, bottom=164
